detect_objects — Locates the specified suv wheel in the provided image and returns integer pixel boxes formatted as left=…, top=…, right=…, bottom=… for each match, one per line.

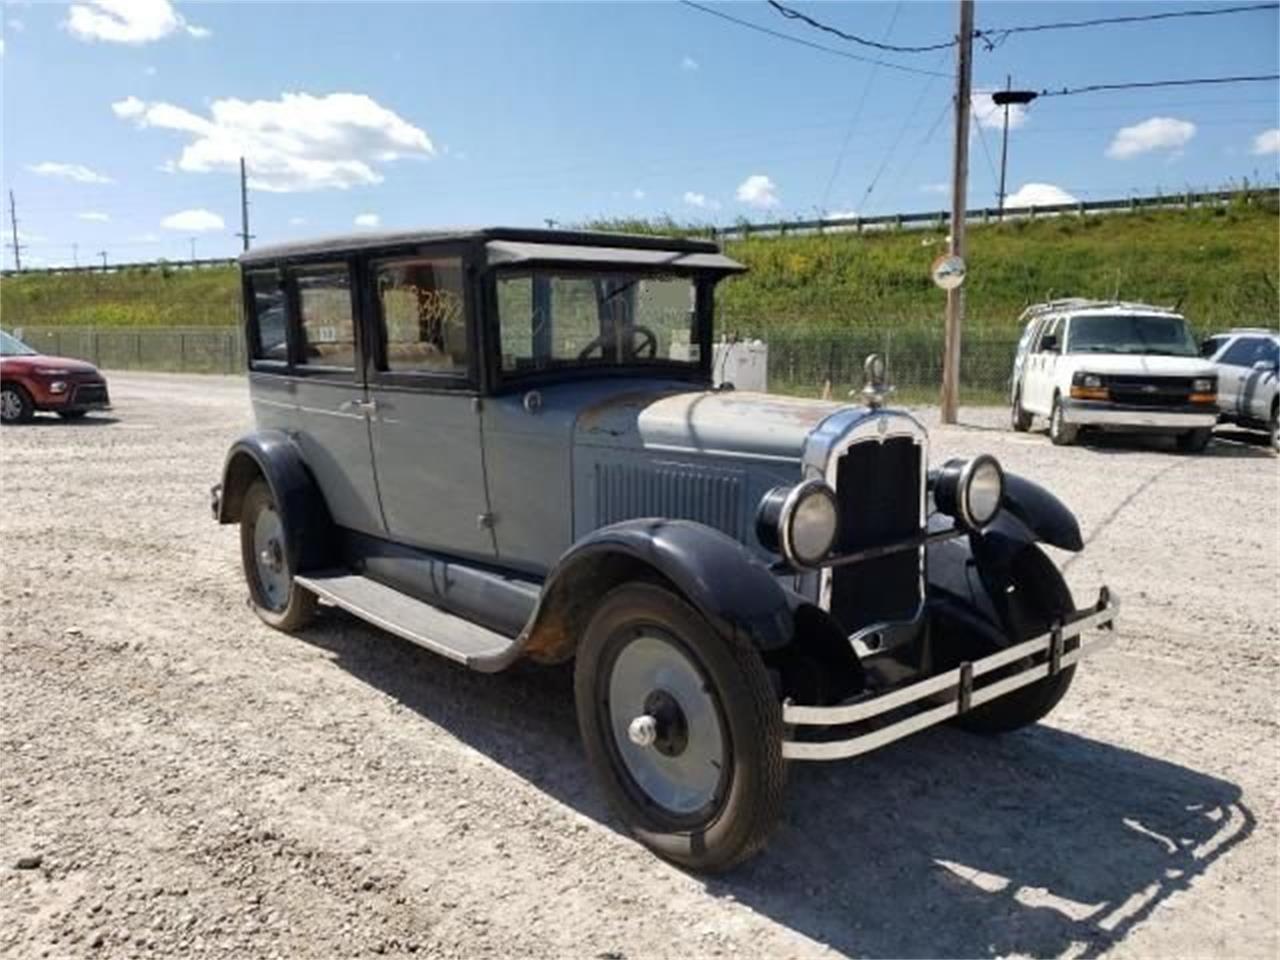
left=1010, top=389, right=1032, bottom=432
left=1175, top=428, right=1212, bottom=454
left=239, top=480, right=318, bottom=631
left=1270, top=401, right=1278, bottom=453
left=1048, top=395, right=1077, bottom=446
left=0, top=383, right=34, bottom=424
left=575, top=583, right=784, bottom=872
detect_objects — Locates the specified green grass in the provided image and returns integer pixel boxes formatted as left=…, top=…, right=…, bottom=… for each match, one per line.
left=4, top=202, right=1276, bottom=342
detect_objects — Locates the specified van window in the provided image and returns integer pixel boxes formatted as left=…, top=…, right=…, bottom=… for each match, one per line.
left=296, top=265, right=357, bottom=369
left=246, top=271, right=288, bottom=362
left=1036, top=317, right=1061, bottom=351
left=375, top=258, right=470, bottom=377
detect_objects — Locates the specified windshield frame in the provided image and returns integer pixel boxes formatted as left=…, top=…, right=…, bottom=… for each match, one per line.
left=1064, top=312, right=1200, bottom=357
left=0, top=330, right=39, bottom=357
left=484, top=265, right=716, bottom=392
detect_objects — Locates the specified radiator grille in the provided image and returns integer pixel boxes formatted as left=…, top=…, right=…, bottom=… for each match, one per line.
left=72, top=383, right=109, bottom=405
left=1106, top=375, right=1194, bottom=408
left=594, top=462, right=744, bottom=539
left=828, top=436, right=923, bottom=635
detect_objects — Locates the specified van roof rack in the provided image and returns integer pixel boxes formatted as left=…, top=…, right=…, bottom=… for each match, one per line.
left=1017, top=298, right=1180, bottom=323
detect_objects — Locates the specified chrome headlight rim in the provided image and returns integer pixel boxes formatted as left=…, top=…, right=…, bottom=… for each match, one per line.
left=780, top=479, right=839, bottom=567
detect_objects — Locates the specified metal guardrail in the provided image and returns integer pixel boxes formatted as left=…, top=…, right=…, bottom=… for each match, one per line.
left=1, top=256, right=238, bottom=279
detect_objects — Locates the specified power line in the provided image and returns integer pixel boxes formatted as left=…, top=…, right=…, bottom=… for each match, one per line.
left=677, top=1, right=951, bottom=78
left=981, top=2, right=1278, bottom=45
left=768, top=0, right=957, bottom=53
left=1039, top=73, right=1280, bottom=98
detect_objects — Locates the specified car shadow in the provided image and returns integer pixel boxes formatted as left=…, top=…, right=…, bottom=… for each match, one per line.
left=1047, top=428, right=1273, bottom=459
left=14, top=413, right=121, bottom=427
left=294, top=611, right=1253, bottom=958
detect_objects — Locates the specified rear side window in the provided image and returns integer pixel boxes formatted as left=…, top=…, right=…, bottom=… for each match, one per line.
left=375, top=258, right=469, bottom=377
left=246, top=271, right=287, bottom=362
left=296, top=265, right=356, bottom=369
left=1220, top=337, right=1270, bottom=367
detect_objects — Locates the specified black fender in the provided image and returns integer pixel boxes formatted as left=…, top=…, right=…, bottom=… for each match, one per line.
left=1000, top=472, right=1083, bottom=553
left=519, top=518, right=799, bottom=665
left=215, top=429, right=336, bottom=572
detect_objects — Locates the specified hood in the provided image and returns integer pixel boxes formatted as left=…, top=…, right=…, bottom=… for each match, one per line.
left=1067, top=353, right=1216, bottom=377
left=576, top=387, right=840, bottom=462
left=0, top=353, right=100, bottom=375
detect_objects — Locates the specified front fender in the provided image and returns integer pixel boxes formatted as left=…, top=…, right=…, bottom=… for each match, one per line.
left=1001, top=472, right=1083, bottom=552
left=520, top=518, right=798, bottom=664
left=216, top=430, right=336, bottom=572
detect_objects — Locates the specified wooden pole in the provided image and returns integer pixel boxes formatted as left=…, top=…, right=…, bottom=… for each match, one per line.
left=941, top=0, right=974, bottom=425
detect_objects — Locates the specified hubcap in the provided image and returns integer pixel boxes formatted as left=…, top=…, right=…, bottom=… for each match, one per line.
left=252, top=506, right=290, bottom=611
left=608, top=632, right=726, bottom=816
left=0, top=389, right=21, bottom=421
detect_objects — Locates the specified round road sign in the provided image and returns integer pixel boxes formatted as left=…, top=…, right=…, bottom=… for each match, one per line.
left=931, top=254, right=966, bottom=291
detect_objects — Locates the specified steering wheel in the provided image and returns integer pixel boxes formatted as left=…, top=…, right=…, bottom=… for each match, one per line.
left=576, top=324, right=659, bottom=362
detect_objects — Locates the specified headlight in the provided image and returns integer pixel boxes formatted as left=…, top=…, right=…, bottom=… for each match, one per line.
left=1192, top=377, right=1214, bottom=393
left=1080, top=373, right=1103, bottom=389
left=49, top=381, right=68, bottom=394
left=756, top=479, right=839, bottom=567
left=932, top=454, right=1005, bottom=530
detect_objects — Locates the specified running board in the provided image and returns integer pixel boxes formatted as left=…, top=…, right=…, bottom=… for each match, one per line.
left=295, top=570, right=520, bottom=672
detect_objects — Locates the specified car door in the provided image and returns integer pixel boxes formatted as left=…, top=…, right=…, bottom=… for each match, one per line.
left=247, top=262, right=385, bottom=536
left=1025, top=316, right=1061, bottom=414
left=1215, top=336, right=1259, bottom=416
left=1238, top=337, right=1279, bottom=420
left=1011, top=317, right=1040, bottom=406
left=364, top=249, right=496, bottom=561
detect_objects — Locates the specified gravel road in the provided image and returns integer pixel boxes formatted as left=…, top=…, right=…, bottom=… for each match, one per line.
left=2, top=372, right=1276, bottom=959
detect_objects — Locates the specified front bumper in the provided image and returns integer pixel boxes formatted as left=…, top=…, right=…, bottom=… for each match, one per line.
left=782, top=587, right=1118, bottom=760
left=1062, top=399, right=1215, bottom=431
left=36, top=379, right=111, bottom=411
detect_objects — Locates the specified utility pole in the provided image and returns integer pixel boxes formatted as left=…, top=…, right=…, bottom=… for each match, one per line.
left=73, top=242, right=79, bottom=267
left=994, top=79, right=1039, bottom=216
left=940, top=0, right=974, bottom=425
left=98, top=250, right=108, bottom=271
left=236, top=157, right=254, bottom=251
left=189, top=237, right=197, bottom=261
left=7, top=190, right=24, bottom=271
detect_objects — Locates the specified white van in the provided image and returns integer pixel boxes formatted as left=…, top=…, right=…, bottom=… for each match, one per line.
left=1009, top=299, right=1219, bottom=452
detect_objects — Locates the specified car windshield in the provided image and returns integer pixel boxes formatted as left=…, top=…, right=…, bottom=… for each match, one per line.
left=1066, top=314, right=1199, bottom=357
left=495, top=271, right=701, bottom=377
left=0, top=330, right=38, bottom=357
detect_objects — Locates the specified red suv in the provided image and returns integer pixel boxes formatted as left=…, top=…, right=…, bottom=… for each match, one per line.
left=0, top=330, right=111, bottom=423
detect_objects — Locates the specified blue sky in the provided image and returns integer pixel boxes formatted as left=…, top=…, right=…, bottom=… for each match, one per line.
left=2, top=0, right=1277, bottom=267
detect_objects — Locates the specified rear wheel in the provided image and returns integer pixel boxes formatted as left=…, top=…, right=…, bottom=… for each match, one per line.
left=1048, top=394, right=1077, bottom=446
left=239, top=480, right=317, bottom=631
left=574, top=583, right=784, bottom=872
left=0, top=383, right=34, bottom=424
left=1010, top=389, right=1032, bottom=432
left=1176, top=427, right=1212, bottom=454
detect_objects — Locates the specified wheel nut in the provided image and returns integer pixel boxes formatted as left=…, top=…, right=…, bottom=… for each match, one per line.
left=628, top=714, right=658, bottom=747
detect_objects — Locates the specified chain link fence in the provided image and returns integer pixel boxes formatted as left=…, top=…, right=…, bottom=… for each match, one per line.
left=15, top=326, right=248, bottom=375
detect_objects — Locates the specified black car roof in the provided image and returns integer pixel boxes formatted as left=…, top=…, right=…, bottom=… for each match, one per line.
left=240, top=226, right=727, bottom=266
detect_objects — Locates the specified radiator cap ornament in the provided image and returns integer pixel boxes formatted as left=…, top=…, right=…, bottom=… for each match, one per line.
left=858, top=353, right=894, bottom=409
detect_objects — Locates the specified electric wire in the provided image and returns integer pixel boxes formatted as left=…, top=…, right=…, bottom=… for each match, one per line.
left=1039, top=74, right=1280, bottom=98
left=767, top=0, right=958, bottom=53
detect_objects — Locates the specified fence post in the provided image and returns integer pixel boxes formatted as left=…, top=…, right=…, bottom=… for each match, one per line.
left=179, top=333, right=186, bottom=372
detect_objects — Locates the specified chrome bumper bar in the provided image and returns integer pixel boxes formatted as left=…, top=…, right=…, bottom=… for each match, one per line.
left=781, top=587, right=1119, bottom=761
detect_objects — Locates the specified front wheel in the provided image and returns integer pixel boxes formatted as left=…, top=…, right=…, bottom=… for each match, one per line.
left=1049, top=395, right=1078, bottom=446
left=239, top=480, right=317, bottom=631
left=574, top=583, right=785, bottom=872
left=0, top=383, right=34, bottom=424
left=1175, top=427, right=1212, bottom=454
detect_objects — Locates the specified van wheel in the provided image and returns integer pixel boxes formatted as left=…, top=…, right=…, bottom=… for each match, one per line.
left=1175, top=428, right=1212, bottom=454
left=239, top=480, right=317, bottom=631
left=0, top=383, right=34, bottom=424
left=575, top=583, right=785, bottom=872
left=1010, top=390, right=1032, bottom=432
left=1049, top=395, right=1077, bottom=446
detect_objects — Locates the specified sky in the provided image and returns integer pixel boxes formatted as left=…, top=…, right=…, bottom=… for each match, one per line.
left=1, top=0, right=1278, bottom=268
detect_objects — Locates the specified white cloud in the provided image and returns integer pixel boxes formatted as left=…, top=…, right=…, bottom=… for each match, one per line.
left=354, top=213, right=380, bottom=228
left=828, top=209, right=858, bottom=219
left=28, top=161, right=113, bottom=184
left=1106, top=117, right=1196, bottom=159
left=736, top=174, right=779, bottom=209
left=161, top=209, right=224, bottom=232
left=1251, top=128, right=1280, bottom=156
left=682, top=191, right=720, bottom=210
left=65, top=0, right=209, bottom=44
left=288, top=216, right=308, bottom=226
left=632, top=188, right=646, bottom=200
left=112, top=92, right=434, bottom=192
left=971, top=89, right=1028, bottom=131
left=681, top=55, right=699, bottom=71
left=1004, top=182, right=1078, bottom=207
left=77, top=211, right=111, bottom=222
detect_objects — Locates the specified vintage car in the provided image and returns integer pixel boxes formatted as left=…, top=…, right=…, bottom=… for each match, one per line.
left=1009, top=299, right=1219, bottom=451
left=1201, top=328, right=1279, bottom=450
left=0, top=329, right=112, bottom=423
left=212, top=228, right=1117, bottom=870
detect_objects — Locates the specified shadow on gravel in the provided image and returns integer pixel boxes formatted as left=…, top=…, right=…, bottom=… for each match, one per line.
left=1049, top=428, right=1274, bottom=459
left=299, top=612, right=1253, bottom=959
left=11, top=414, right=121, bottom=428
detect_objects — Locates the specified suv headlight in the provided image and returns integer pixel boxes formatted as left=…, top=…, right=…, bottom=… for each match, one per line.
left=931, top=455, right=1004, bottom=530
left=756, top=480, right=839, bottom=567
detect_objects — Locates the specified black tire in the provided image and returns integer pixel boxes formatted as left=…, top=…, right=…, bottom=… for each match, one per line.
left=1010, top=389, right=1032, bottom=432
left=1268, top=401, right=1278, bottom=453
left=955, top=546, right=1077, bottom=735
left=0, top=382, right=34, bottom=424
left=574, top=583, right=785, bottom=872
left=1048, top=394, right=1077, bottom=446
left=239, top=480, right=318, bottom=631
left=1175, top=427, right=1212, bottom=454
left=57, top=410, right=89, bottom=420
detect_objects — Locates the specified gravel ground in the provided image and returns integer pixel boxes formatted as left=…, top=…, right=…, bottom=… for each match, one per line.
left=2, top=371, right=1276, bottom=959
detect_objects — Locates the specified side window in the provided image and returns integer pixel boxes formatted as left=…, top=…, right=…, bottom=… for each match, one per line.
left=295, top=264, right=357, bottom=369
left=246, top=271, right=288, bottom=362
left=375, top=258, right=469, bottom=377
left=1036, top=317, right=1061, bottom=351
left=1220, top=337, right=1262, bottom=367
